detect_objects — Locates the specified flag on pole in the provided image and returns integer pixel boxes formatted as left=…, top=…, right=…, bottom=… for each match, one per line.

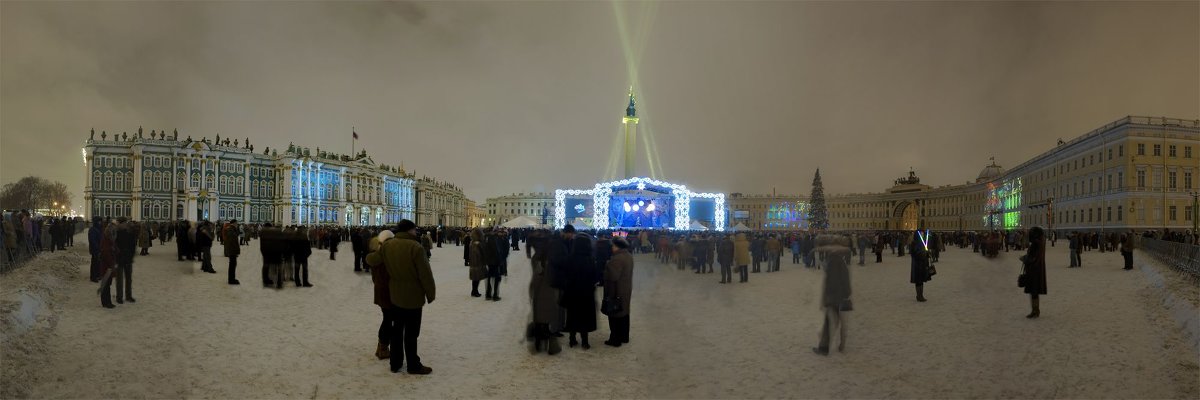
left=353, top=129, right=359, bottom=140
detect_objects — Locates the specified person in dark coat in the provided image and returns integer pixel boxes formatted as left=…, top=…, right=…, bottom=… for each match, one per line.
left=292, top=227, right=313, bottom=287
left=717, top=236, right=734, bottom=283
left=196, top=222, right=216, bottom=274
left=813, top=235, right=851, bottom=356
left=175, top=220, right=192, bottom=261
left=594, top=236, right=613, bottom=284
left=260, top=223, right=283, bottom=287
left=463, top=233, right=472, bottom=266
left=563, top=235, right=598, bottom=349
left=222, top=220, right=241, bottom=285
left=88, top=217, right=103, bottom=282
left=468, top=229, right=488, bottom=298
left=328, top=228, right=341, bottom=260
left=527, top=229, right=562, bottom=355
left=353, top=228, right=369, bottom=272
left=1120, top=231, right=1135, bottom=270
left=484, top=231, right=504, bottom=301
left=910, top=231, right=931, bottom=302
left=603, top=237, right=634, bottom=347
left=114, top=219, right=138, bottom=304
left=1021, top=226, right=1047, bottom=319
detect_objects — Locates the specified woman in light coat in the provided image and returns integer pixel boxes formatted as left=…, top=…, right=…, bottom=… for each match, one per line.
left=733, top=233, right=751, bottom=283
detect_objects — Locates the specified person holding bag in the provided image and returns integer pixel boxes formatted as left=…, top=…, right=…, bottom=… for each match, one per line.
left=603, top=237, right=633, bottom=347
left=909, top=231, right=931, bottom=302
left=1019, top=227, right=1047, bottom=319
left=812, top=234, right=852, bottom=356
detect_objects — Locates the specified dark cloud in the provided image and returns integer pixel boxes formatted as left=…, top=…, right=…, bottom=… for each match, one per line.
left=2, top=1, right=1196, bottom=208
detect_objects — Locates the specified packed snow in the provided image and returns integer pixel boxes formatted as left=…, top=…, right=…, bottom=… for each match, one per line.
left=4, top=235, right=1197, bottom=398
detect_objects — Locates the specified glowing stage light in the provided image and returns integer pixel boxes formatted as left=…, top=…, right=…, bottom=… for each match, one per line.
left=623, top=202, right=632, bottom=212
left=638, top=200, right=644, bottom=207
left=647, top=202, right=656, bottom=212
left=633, top=204, right=640, bottom=211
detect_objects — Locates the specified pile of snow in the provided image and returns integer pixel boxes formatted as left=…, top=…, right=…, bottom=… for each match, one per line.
left=0, top=245, right=86, bottom=398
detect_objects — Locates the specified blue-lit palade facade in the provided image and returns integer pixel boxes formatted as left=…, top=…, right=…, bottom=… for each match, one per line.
left=83, top=129, right=415, bottom=225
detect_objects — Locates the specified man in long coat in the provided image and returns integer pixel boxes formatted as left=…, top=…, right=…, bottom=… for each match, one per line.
left=603, top=237, right=633, bottom=347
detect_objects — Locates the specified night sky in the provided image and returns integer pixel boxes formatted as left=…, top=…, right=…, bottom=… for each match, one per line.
left=2, top=1, right=1197, bottom=209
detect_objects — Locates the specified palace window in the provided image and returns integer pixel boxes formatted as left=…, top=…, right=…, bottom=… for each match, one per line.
left=1153, top=144, right=1161, bottom=156
left=1186, top=146, right=1193, bottom=158
left=92, top=171, right=101, bottom=188
left=1169, top=206, right=1177, bottom=221
left=1108, top=148, right=1113, bottom=160
left=1137, top=170, right=1145, bottom=188
left=1169, top=145, right=1177, bottom=157
left=1137, top=144, right=1145, bottom=156
left=1185, top=172, right=1193, bottom=190
left=1117, top=206, right=1123, bottom=221
left=1119, top=145, right=1124, bottom=157
left=1168, top=171, right=1177, bottom=189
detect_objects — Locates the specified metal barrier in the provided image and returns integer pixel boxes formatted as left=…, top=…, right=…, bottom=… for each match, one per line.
left=1139, top=237, right=1200, bottom=283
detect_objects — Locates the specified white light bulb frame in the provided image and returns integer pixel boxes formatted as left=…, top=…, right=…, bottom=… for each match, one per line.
left=554, top=177, right=724, bottom=231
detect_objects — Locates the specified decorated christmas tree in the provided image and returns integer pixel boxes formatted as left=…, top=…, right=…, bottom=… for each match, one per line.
left=807, top=168, right=830, bottom=231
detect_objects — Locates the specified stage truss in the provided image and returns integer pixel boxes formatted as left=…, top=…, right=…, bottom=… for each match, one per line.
left=554, top=177, right=725, bottom=231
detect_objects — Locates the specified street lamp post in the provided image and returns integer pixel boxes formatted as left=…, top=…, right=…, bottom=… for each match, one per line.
left=1190, top=191, right=1199, bottom=235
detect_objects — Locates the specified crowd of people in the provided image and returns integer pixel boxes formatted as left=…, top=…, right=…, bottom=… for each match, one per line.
left=23, top=210, right=1190, bottom=370
left=1, top=210, right=81, bottom=267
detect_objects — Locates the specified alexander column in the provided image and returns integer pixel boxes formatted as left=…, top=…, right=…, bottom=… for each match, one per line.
left=622, top=87, right=639, bottom=179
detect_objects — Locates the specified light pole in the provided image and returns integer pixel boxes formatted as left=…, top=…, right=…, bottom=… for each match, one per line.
left=1190, top=191, right=1199, bottom=235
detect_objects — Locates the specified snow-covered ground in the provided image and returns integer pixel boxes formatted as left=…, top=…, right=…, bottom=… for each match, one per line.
left=5, top=236, right=1197, bottom=398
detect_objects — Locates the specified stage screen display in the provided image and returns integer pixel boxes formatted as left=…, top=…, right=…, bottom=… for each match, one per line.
left=564, top=198, right=592, bottom=219
left=608, top=194, right=674, bottom=228
left=689, top=198, right=717, bottom=227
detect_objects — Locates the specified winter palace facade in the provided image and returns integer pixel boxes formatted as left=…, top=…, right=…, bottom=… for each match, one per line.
left=82, top=128, right=468, bottom=226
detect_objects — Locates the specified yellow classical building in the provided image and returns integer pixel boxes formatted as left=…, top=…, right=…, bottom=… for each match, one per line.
left=727, top=116, right=1199, bottom=232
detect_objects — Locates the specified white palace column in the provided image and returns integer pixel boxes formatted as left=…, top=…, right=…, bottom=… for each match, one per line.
left=83, top=147, right=95, bottom=220
left=243, top=155, right=251, bottom=222
left=280, top=165, right=294, bottom=225
left=131, top=145, right=144, bottom=220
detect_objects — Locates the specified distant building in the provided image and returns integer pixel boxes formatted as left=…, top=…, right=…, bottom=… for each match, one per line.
left=464, top=199, right=485, bottom=228
left=728, top=116, right=1199, bottom=232
left=413, top=176, right=469, bottom=227
left=484, top=192, right=554, bottom=227
left=80, top=128, right=473, bottom=226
